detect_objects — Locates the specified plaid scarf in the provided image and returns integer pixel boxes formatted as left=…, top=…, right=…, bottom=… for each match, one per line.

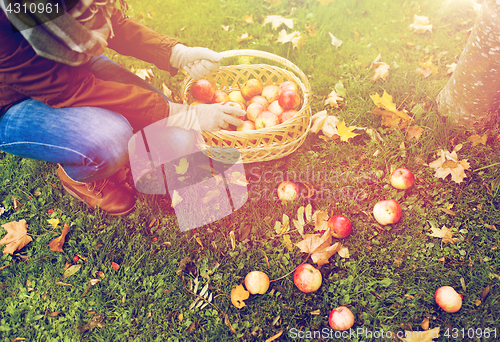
left=1, top=0, right=128, bottom=66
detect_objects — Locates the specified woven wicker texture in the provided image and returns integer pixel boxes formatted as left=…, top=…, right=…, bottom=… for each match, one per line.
left=180, top=50, right=312, bottom=164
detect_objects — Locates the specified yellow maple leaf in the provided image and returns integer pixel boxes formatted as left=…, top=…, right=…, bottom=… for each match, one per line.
left=325, top=89, right=344, bottom=108
left=276, top=30, right=305, bottom=50
left=467, top=133, right=488, bottom=146
left=401, top=327, right=440, bottom=342
left=429, top=225, right=459, bottom=244
left=336, top=120, right=359, bottom=142
left=373, top=108, right=401, bottom=129
left=370, top=91, right=411, bottom=121
left=243, top=14, right=253, bottom=24
left=263, top=15, right=293, bottom=30
left=0, top=219, right=33, bottom=254
left=230, top=284, right=249, bottom=309
left=47, top=218, right=60, bottom=228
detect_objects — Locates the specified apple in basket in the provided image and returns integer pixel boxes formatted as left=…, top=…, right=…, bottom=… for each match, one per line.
left=228, top=90, right=247, bottom=104
left=255, top=111, right=279, bottom=129
left=241, top=79, right=263, bottom=100
left=248, top=95, right=268, bottom=108
left=191, top=79, right=215, bottom=103
left=278, top=90, right=301, bottom=110
left=262, top=84, right=280, bottom=103
left=279, top=109, right=297, bottom=124
left=267, top=100, right=284, bottom=116
left=278, top=81, right=299, bottom=95
left=237, top=120, right=256, bottom=132
left=211, top=89, right=229, bottom=103
left=246, top=102, right=265, bottom=122
left=222, top=101, right=246, bottom=111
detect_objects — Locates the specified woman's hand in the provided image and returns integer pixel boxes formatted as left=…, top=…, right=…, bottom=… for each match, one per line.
left=170, top=44, right=222, bottom=80
left=167, top=103, right=245, bottom=131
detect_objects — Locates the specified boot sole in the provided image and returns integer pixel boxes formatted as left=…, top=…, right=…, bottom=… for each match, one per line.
left=62, top=184, right=135, bottom=217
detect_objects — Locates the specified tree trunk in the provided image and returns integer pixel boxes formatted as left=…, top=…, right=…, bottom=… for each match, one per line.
left=437, top=0, right=500, bottom=134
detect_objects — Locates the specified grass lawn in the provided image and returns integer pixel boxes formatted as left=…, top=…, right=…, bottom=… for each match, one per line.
left=1, top=0, right=500, bottom=340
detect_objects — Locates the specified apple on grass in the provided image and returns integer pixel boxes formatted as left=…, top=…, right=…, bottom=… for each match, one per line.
left=244, top=271, right=270, bottom=294
left=278, top=81, right=299, bottom=95
left=278, top=90, right=301, bottom=110
left=329, top=306, right=355, bottom=331
left=328, top=215, right=352, bottom=239
left=390, top=168, right=415, bottom=190
left=246, top=102, right=265, bottom=122
left=277, top=181, right=298, bottom=201
left=373, top=199, right=401, bottom=225
left=293, top=263, right=322, bottom=293
left=191, top=79, right=215, bottom=103
left=255, top=111, right=279, bottom=129
left=435, top=286, right=463, bottom=313
left=241, top=79, right=263, bottom=100
left=262, top=84, right=279, bottom=103
left=279, top=109, right=297, bottom=124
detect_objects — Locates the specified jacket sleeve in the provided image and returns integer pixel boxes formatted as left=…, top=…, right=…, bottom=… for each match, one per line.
left=0, top=9, right=179, bottom=132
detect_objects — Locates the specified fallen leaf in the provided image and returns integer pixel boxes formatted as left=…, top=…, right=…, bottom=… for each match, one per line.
left=265, top=330, right=283, bottom=342
left=237, top=32, right=253, bottom=43
left=416, top=56, right=438, bottom=78
left=409, top=15, right=433, bottom=34
left=77, top=314, right=105, bottom=333
left=276, top=30, right=305, bottom=50
left=231, top=284, right=249, bottom=309
left=47, top=218, right=60, bottom=228
left=328, top=32, right=342, bottom=48
left=263, top=15, right=293, bottom=30
left=282, top=234, right=294, bottom=252
left=370, top=91, right=411, bottom=121
left=243, top=14, right=253, bottom=24
left=325, top=89, right=344, bottom=108
left=371, top=54, right=390, bottom=81
left=429, top=225, right=459, bottom=244
left=47, top=223, right=70, bottom=252
left=229, top=231, right=236, bottom=250
left=467, top=134, right=488, bottom=146
left=401, top=327, right=440, bottom=341
left=313, top=210, right=329, bottom=231
left=0, top=219, right=33, bottom=255
left=295, top=229, right=332, bottom=255
left=61, top=264, right=81, bottom=279
left=406, top=124, right=424, bottom=141
left=421, top=317, right=430, bottom=330
left=428, top=147, right=470, bottom=183
left=439, top=207, right=456, bottom=216
left=224, top=313, right=237, bottom=334
left=312, top=242, right=342, bottom=266
left=373, top=108, right=401, bottom=129
left=111, top=262, right=120, bottom=270
left=336, top=120, right=359, bottom=142
left=304, top=23, right=318, bottom=37
left=338, top=246, right=350, bottom=258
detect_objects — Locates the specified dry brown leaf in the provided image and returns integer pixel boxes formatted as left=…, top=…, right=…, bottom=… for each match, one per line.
left=276, top=30, right=305, bottom=50
left=401, top=327, right=440, bottom=341
left=295, top=229, right=332, bottom=254
left=373, top=108, right=401, bottom=129
left=263, top=15, right=293, bottom=30
left=338, top=246, right=350, bottom=258
left=47, top=223, right=70, bottom=252
left=0, top=219, right=32, bottom=255
left=313, top=210, right=329, bottom=231
left=371, top=54, right=390, bottom=81
left=229, top=231, right=236, bottom=250
left=312, top=242, right=342, bottom=266
left=420, top=317, right=430, bottom=330
left=230, top=284, right=249, bottom=309
left=265, top=330, right=283, bottom=342
left=439, top=207, right=456, bottom=216
left=237, top=33, right=253, bottom=43
left=416, top=56, right=438, bottom=78
left=428, top=146, right=470, bottom=183
left=429, top=225, right=459, bottom=244
left=406, top=125, right=424, bottom=141
left=325, top=90, right=344, bottom=108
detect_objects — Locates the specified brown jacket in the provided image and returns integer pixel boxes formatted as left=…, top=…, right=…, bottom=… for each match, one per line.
left=0, top=8, right=179, bottom=132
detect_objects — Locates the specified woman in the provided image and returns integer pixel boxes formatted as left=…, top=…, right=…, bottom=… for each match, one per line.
left=0, top=0, right=244, bottom=216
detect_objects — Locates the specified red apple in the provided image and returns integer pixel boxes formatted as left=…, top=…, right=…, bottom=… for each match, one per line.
left=262, top=84, right=279, bottom=103
left=244, top=271, right=270, bottom=294
left=211, top=89, right=229, bottom=103
left=277, top=181, right=298, bottom=201
left=241, top=79, right=263, bottom=100
left=390, top=168, right=415, bottom=190
left=267, top=100, right=284, bottom=116
left=237, top=120, right=256, bottom=131
left=278, top=81, right=299, bottom=95
left=246, top=102, right=265, bottom=122
left=373, top=199, right=401, bottom=225
left=328, top=215, right=352, bottom=239
left=279, top=109, right=297, bottom=124
left=222, top=101, right=246, bottom=111
left=278, top=90, right=301, bottom=110
left=248, top=95, right=268, bottom=108
left=255, top=111, right=279, bottom=129
left=191, top=79, right=215, bottom=103
left=435, top=286, right=463, bottom=313
left=328, top=306, right=355, bottom=331
left=293, top=263, right=322, bottom=293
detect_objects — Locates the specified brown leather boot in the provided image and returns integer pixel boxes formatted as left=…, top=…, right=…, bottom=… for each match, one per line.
left=57, top=165, right=136, bottom=216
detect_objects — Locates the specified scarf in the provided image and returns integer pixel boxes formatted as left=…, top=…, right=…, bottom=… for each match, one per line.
left=0, top=0, right=128, bottom=66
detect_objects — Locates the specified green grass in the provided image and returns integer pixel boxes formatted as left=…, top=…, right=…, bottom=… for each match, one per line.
left=1, top=0, right=500, bottom=340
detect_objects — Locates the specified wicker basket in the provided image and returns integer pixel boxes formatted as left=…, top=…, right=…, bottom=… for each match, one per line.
left=179, top=49, right=312, bottom=164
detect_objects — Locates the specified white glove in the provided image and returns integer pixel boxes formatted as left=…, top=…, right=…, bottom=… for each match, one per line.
left=166, top=103, right=245, bottom=131
left=170, top=44, right=222, bottom=80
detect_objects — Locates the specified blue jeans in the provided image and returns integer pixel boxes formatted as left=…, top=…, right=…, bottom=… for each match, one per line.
left=0, top=55, right=195, bottom=183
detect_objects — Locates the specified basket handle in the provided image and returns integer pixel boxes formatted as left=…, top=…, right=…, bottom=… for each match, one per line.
left=219, top=49, right=311, bottom=96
